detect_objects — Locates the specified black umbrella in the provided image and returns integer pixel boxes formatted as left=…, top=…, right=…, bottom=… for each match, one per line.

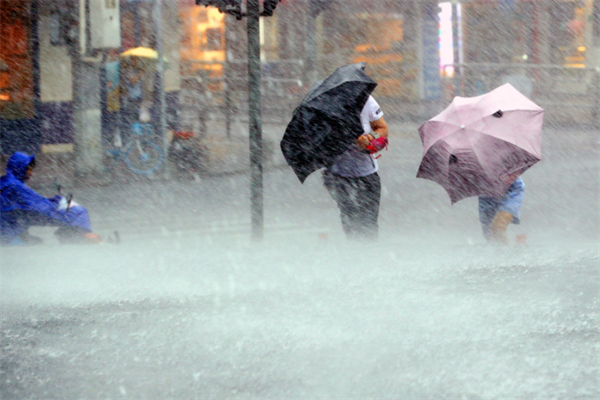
left=281, top=62, right=377, bottom=183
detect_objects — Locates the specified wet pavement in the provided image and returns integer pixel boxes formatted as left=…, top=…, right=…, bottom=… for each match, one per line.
left=1, top=122, right=598, bottom=398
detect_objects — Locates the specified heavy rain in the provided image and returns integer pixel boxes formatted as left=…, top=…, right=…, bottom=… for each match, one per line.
left=1, top=0, right=598, bottom=398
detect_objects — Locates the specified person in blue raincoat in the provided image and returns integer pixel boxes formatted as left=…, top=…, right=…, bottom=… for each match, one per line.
left=1, top=152, right=96, bottom=245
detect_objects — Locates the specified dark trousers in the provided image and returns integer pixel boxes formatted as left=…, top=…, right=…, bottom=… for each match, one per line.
left=323, top=171, right=381, bottom=239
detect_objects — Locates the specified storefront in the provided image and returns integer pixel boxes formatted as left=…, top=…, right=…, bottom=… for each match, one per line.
left=463, top=0, right=594, bottom=65
left=0, top=0, right=40, bottom=154
left=111, top=0, right=181, bottom=138
left=314, top=0, right=426, bottom=101
left=453, top=0, right=598, bottom=123
left=179, top=4, right=226, bottom=81
left=0, top=0, right=185, bottom=156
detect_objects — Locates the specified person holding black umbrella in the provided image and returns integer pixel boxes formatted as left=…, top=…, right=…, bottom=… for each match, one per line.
left=281, top=63, right=389, bottom=239
left=322, top=95, right=389, bottom=239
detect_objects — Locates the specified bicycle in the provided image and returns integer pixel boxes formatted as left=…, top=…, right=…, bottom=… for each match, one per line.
left=105, top=122, right=163, bottom=175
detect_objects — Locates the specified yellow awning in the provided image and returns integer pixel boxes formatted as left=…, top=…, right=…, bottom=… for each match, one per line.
left=120, top=47, right=159, bottom=59
left=120, top=47, right=168, bottom=63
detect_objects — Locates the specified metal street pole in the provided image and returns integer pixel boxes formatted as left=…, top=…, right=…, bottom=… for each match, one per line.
left=224, top=15, right=232, bottom=139
left=305, top=7, right=318, bottom=85
left=247, top=0, right=264, bottom=241
left=153, top=0, right=168, bottom=176
left=73, top=0, right=104, bottom=184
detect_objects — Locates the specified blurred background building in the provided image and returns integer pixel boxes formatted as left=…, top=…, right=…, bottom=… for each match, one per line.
left=0, top=0, right=598, bottom=157
left=457, top=0, right=599, bottom=124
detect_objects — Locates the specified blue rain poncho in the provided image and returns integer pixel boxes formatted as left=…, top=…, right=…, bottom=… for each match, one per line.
left=1, top=152, right=92, bottom=245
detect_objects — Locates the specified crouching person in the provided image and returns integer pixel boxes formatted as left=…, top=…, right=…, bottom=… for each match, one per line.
left=1, top=152, right=99, bottom=246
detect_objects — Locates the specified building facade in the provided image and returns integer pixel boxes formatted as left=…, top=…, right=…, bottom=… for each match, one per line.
left=456, top=0, right=600, bottom=123
left=1, top=0, right=41, bottom=154
left=0, top=0, right=182, bottom=156
left=1, top=0, right=599, bottom=156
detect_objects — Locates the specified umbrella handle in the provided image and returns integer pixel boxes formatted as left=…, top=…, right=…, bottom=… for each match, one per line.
left=65, top=193, right=73, bottom=212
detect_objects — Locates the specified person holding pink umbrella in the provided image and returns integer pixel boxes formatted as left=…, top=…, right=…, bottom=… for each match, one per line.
left=417, top=83, right=543, bottom=245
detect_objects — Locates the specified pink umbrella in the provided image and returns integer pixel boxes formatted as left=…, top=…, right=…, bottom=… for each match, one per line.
left=417, top=83, right=543, bottom=204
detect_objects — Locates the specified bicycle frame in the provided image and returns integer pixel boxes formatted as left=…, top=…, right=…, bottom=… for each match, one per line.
left=105, top=123, right=163, bottom=175
left=131, top=122, right=153, bottom=137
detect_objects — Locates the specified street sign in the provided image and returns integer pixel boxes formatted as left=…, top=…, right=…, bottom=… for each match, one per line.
left=194, top=0, right=282, bottom=18
left=194, top=0, right=282, bottom=240
left=195, top=0, right=243, bottom=18
left=262, top=0, right=282, bottom=16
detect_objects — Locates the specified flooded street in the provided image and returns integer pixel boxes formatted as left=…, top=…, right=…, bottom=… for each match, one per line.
left=2, top=122, right=598, bottom=398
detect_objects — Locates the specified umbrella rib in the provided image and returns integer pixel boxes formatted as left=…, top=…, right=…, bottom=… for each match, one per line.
left=479, top=110, right=543, bottom=155
left=469, top=134, right=538, bottom=185
left=421, top=120, right=462, bottom=154
left=460, top=95, right=487, bottom=127
left=467, top=136, right=503, bottom=185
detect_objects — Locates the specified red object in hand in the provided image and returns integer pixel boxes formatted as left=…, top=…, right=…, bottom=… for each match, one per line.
left=174, top=131, right=194, bottom=140
left=366, top=137, right=388, bottom=154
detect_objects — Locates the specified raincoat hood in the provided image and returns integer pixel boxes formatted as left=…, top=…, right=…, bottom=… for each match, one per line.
left=6, top=152, right=35, bottom=182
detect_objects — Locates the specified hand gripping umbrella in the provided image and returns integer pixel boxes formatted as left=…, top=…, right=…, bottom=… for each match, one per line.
left=417, top=83, right=543, bottom=204
left=281, top=62, right=377, bottom=183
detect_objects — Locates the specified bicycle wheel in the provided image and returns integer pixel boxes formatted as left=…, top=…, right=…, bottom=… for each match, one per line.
left=125, top=139, right=163, bottom=174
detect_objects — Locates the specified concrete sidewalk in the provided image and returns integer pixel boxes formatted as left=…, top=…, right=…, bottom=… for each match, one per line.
left=0, top=129, right=285, bottom=191
left=0, top=117, right=428, bottom=194
left=1, top=118, right=417, bottom=191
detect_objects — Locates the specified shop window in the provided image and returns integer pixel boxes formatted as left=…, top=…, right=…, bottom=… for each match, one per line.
left=334, top=12, right=409, bottom=98
left=204, top=28, right=223, bottom=51
left=0, top=0, right=35, bottom=120
left=179, top=5, right=225, bottom=79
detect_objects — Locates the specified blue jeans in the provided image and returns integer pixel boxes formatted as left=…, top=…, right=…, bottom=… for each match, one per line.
left=479, top=178, right=525, bottom=238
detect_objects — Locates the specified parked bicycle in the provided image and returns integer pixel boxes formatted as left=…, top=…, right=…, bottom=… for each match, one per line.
left=168, top=130, right=208, bottom=176
left=105, top=122, right=163, bottom=175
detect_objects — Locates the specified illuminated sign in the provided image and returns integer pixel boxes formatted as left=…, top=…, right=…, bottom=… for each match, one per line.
left=439, top=2, right=453, bottom=76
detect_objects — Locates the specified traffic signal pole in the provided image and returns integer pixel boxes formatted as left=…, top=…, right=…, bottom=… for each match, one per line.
left=247, top=0, right=264, bottom=241
left=152, top=0, right=169, bottom=176
left=196, top=0, right=283, bottom=241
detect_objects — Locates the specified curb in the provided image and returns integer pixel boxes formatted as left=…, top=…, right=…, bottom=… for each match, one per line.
left=1, top=135, right=285, bottom=191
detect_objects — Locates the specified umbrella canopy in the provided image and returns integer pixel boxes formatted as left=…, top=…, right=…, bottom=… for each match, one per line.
left=417, top=83, right=544, bottom=204
left=281, top=62, right=377, bottom=183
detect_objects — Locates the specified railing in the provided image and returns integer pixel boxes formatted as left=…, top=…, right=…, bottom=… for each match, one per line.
left=179, top=59, right=306, bottom=136
left=442, top=63, right=600, bottom=127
